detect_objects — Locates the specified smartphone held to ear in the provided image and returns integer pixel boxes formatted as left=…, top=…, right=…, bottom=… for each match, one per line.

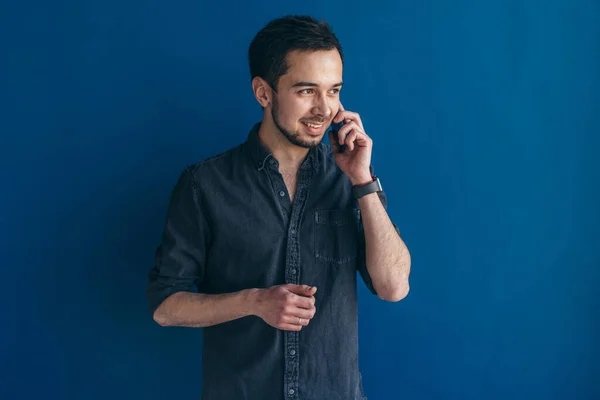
left=330, top=119, right=346, bottom=154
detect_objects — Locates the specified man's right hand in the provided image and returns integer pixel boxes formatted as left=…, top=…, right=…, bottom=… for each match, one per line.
left=251, top=284, right=317, bottom=331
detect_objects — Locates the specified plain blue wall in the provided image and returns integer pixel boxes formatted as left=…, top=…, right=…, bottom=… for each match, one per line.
left=2, top=1, right=599, bottom=399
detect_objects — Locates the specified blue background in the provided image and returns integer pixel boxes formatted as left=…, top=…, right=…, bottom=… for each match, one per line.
left=2, top=1, right=599, bottom=399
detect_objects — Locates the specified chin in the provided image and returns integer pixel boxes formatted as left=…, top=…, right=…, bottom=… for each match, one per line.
left=297, top=135, right=324, bottom=149
left=272, top=109, right=325, bottom=149
left=286, top=131, right=323, bottom=149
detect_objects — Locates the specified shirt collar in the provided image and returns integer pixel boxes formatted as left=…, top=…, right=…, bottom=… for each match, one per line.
left=246, top=122, right=320, bottom=172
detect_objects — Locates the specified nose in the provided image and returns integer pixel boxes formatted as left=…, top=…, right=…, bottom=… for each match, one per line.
left=311, top=93, right=333, bottom=119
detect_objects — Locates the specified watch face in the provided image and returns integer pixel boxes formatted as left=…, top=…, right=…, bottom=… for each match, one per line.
left=375, top=178, right=382, bottom=191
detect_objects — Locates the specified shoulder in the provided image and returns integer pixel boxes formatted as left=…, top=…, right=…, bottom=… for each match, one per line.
left=184, top=142, right=246, bottom=179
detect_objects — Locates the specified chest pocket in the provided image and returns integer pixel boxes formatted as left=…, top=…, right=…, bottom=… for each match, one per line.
left=314, top=208, right=361, bottom=265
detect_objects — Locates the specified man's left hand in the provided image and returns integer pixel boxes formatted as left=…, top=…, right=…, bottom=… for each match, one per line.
left=328, top=103, right=374, bottom=186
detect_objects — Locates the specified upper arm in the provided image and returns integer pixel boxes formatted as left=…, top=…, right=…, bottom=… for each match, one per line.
left=146, top=166, right=211, bottom=315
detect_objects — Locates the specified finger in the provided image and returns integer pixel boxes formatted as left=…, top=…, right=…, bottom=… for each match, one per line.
left=295, top=294, right=316, bottom=309
left=333, top=104, right=345, bottom=123
left=286, top=284, right=316, bottom=297
left=283, top=311, right=313, bottom=325
left=348, top=130, right=371, bottom=152
left=334, top=110, right=350, bottom=124
left=346, top=112, right=364, bottom=130
left=285, top=284, right=310, bottom=293
left=334, top=108, right=364, bottom=130
left=279, top=323, right=303, bottom=331
left=284, top=306, right=315, bottom=321
left=345, top=129, right=358, bottom=151
left=338, top=121, right=360, bottom=145
left=344, top=128, right=365, bottom=152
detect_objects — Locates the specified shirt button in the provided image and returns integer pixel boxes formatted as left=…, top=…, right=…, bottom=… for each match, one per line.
left=269, top=159, right=275, bottom=165
left=279, top=191, right=285, bottom=197
left=290, top=229, right=296, bottom=234
left=288, top=389, right=295, bottom=395
left=291, top=269, right=297, bottom=275
left=290, top=349, right=296, bottom=356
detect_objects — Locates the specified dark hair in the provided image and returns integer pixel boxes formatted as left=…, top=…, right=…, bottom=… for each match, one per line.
left=248, top=15, right=344, bottom=91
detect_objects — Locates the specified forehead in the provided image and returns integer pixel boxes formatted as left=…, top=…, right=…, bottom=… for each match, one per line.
left=281, top=50, right=343, bottom=86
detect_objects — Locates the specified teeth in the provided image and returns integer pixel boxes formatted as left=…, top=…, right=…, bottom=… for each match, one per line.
left=304, top=122, right=323, bottom=128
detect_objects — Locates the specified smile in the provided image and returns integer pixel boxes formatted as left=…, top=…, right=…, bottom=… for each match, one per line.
left=302, top=122, right=324, bottom=128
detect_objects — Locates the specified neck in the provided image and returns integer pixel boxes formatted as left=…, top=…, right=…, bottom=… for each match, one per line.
left=257, top=118, right=310, bottom=172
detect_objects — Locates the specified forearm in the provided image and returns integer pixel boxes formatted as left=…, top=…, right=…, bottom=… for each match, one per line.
left=358, top=192, right=411, bottom=301
left=153, top=289, right=259, bottom=327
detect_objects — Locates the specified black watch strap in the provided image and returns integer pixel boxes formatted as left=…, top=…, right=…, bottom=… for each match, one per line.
left=352, top=176, right=382, bottom=199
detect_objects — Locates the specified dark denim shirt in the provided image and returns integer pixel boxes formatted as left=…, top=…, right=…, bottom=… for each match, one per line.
left=147, top=123, right=398, bottom=400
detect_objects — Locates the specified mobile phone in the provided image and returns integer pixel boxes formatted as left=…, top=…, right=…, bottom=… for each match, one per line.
left=330, top=116, right=346, bottom=154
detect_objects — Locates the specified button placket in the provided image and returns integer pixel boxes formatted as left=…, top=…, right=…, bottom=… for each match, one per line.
left=282, top=167, right=313, bottom=400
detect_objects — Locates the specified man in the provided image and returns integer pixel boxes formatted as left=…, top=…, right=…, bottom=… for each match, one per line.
left=147, top=15, right=411, bottom=400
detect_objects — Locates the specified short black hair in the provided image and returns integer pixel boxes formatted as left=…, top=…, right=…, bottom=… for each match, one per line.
left=248, top=15, right=344, bottom=91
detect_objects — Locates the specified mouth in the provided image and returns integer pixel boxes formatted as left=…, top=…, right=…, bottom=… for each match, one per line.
left=301, top=121, right=327, bottom=136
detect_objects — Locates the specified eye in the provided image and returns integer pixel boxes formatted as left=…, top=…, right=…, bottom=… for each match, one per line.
left=329, top=88, right=341, bottom=95
left=299, top=89, right=314, bottom=95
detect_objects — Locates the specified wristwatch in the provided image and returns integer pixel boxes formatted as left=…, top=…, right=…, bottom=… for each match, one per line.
left=352, top=175, right=382, bottom=199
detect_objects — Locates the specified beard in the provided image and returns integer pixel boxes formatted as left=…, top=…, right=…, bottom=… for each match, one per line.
left=271, top=96, right=324, bottom=149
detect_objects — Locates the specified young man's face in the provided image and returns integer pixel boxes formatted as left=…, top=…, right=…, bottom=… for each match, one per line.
left=270, top=49, right=343, bottom=149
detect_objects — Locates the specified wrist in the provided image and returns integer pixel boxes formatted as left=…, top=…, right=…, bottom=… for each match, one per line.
left=351, top=175, right=382, bottom=199
left=245, top=288, right=263, bottom=317
left=350, top=174, right=374, bottom=186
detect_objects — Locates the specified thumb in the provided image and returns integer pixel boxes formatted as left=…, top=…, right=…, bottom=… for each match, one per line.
left=287, top=284, right=317, bottom=296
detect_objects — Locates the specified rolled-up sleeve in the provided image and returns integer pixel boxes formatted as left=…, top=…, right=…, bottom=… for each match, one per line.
left=146, top=166, right=210, bottom=315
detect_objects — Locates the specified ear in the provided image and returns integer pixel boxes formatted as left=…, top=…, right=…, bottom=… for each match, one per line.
left=252, top=77, right=273, bottom=108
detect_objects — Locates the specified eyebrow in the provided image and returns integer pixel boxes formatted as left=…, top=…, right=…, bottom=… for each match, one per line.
left=291, top=81, right=344, bottom=88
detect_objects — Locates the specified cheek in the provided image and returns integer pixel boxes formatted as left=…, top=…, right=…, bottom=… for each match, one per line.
left=279, top=98, right=310, bottom=123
